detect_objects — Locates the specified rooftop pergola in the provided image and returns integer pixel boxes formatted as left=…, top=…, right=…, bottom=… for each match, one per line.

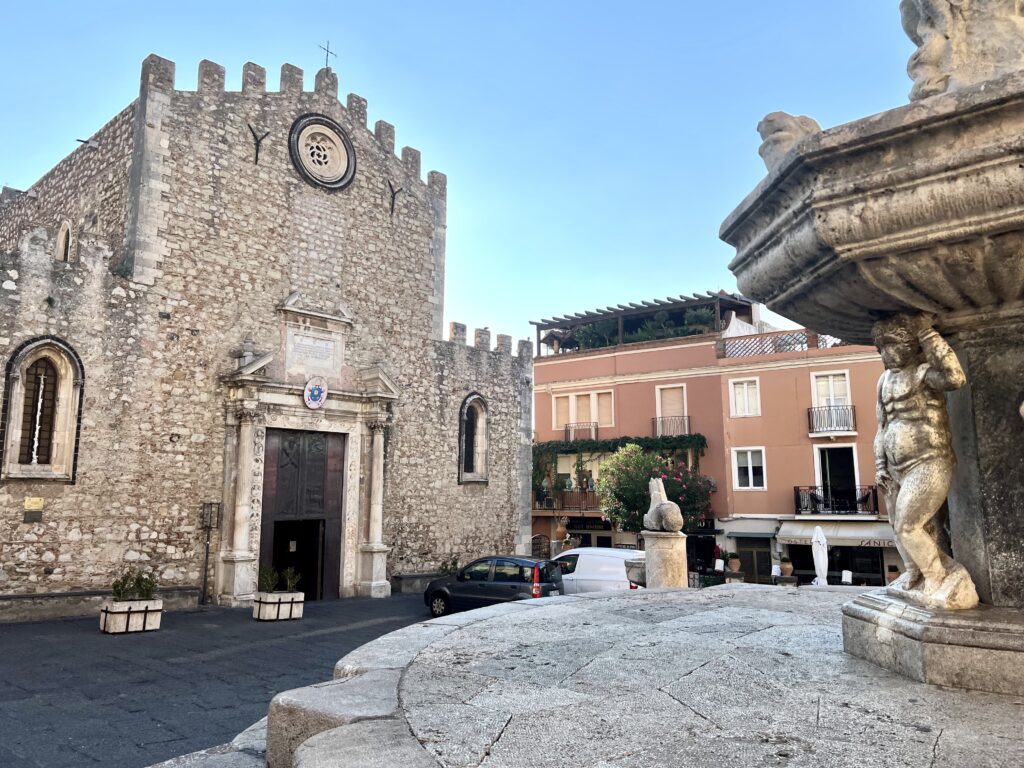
left=530, top=291, right=755, bottom=354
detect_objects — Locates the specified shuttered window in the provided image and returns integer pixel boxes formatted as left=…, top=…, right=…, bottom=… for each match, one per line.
left=554, top=396, right=570, bottom=429
left=659, top=386, right=685, bottom=418
left=596, top=392, right=613, bottom=426
left=575, top=394, right=592, bottom=423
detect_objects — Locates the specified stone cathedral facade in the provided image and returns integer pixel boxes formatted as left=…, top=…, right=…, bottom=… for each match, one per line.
left=0, top=55, right=533, bottom=620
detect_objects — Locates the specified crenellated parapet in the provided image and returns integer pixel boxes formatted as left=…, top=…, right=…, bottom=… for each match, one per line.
left=445, top=322, right=532, bottom=360
left=135, top=55, right=439, bottom=190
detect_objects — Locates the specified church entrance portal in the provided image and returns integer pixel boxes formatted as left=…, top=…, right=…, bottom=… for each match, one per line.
left=260, top=430, right=345, bottom=600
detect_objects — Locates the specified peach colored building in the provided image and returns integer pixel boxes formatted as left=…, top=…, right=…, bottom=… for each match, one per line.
left=531, top=292, right=901, bottom=586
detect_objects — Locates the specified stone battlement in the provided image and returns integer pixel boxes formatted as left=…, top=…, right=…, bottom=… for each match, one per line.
left=138, top=55, right=440, bottom=189
left=447, top=322, right=532, bottom=358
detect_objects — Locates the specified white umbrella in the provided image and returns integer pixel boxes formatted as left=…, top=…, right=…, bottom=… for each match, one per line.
left=811, top=525, right=829, bottom=586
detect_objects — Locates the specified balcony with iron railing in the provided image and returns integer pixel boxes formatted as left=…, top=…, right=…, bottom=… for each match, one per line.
left=807, top=405, right=856, bottom=434
left=652, top=415, right=691, bottom=437
left=564, top=422, right=598, bottom=441
left=533, top=488, right=601, bottom=512
left=793, top=485, right=879, bottom=515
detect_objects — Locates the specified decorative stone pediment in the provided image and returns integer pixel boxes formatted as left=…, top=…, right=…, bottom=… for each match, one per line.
left=358, top=365, right=400, bottom=400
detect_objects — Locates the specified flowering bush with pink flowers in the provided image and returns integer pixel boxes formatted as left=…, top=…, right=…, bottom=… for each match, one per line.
left=596, top=443, right=714, bottom=533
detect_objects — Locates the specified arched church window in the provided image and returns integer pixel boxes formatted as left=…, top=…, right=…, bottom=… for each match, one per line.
left=458, top=393, right=488, bottom=483
left=2, top=338, right=84, bottom=482
left=18, top=358, right=58, bottom=465
left=56, top=222, right=73, bottom=263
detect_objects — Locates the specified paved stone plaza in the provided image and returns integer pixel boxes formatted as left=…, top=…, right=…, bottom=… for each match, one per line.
left=252, top=585, right=1024, bottom=767
left=0, top=595, right=424, bottom=767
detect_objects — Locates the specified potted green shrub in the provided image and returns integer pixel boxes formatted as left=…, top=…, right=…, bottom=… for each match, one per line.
left=779, top=556, right=794, bottom=577
left=253, top=565, right=304, bottom=621
left=100, top=566, right=162, bottom=634
left=726, top=552, right=742, bottom=572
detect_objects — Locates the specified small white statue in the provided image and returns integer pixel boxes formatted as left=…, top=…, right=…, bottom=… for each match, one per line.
left=643, top=478, right=683, bottom=533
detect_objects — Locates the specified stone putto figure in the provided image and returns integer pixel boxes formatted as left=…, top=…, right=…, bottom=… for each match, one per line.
left=643, top=477, right=683, bottom=533
left=756, top=112, right=821, bottom=172
left=901, top=0, right=1024, bottom=101
left=873, top=314, right=979, bottom=610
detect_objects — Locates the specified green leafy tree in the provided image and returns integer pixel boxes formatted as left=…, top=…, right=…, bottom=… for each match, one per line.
left=597, top=443, right=714, bottom=533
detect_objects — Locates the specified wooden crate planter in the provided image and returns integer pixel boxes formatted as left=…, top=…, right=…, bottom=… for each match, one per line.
left=99, top=599, right=163, bottom=634
left=253, top=591, right=304, bottom=621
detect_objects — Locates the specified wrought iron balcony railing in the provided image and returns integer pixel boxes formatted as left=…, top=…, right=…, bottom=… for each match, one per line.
left=651, top=415, right=691, bottom=437
left=564, top=422, right=598, bottom=441
left=807, top=405, right=857, bottom=433
left=793, top=485, right=878, bottom=515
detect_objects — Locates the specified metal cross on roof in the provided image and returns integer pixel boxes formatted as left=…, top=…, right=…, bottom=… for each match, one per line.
left=319, top=41, right=337, bottom=69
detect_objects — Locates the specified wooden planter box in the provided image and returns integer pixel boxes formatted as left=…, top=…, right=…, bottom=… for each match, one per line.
left=99, top=598, right=163, bottom=634
left=253, top=591, right=304, bottom=621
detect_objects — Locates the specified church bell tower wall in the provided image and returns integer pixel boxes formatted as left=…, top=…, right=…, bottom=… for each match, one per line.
left=0, top=53, right=529, bottom=617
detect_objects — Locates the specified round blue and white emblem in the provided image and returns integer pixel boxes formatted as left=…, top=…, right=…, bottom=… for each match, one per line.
left=303, top=376, right=329, bottom=410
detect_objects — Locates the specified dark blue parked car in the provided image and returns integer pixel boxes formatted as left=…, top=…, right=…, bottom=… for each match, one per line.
left=424, top=556, right=564, bottom=617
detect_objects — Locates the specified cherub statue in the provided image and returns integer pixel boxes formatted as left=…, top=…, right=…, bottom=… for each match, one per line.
left=643, top=478, right=683, bottom=533
left=873, top=313, right=979, bottom=609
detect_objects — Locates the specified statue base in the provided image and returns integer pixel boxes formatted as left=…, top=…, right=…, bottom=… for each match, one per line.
left=641, top=531, right=688, bottom=589
left=842, top=590, right=1024, bottom=696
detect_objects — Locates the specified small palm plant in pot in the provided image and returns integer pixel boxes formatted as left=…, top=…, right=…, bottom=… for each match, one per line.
left=100, top=566, right=162, bottom=634
left=253, top=565, right=305, bottom=621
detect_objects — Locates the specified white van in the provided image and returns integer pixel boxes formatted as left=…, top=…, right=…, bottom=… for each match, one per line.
left=553, top=547, right=643, bottom=594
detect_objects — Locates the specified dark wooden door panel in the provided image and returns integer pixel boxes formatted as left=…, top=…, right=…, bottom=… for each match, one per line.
left=260, top=429, right=346, bottom=600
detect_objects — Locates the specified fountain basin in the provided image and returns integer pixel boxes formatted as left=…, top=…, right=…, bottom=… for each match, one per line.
left=722, top=70, right=1024, bottom=344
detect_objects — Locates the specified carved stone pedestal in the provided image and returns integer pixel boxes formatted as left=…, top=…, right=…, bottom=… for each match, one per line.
left=641, top=531, right=688, bottom=589
left=843, top=590, right=1024, bottom=696
left=356, top=543, right=392, bottom=598
left=219, top=551, right=257, bottom=607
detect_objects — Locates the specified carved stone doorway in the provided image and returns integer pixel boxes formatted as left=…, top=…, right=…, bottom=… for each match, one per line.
left=259, top=429, right=345, bottom=600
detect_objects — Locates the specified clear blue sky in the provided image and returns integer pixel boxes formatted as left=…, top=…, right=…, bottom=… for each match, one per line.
left=1, top=2, right=913, bottom=345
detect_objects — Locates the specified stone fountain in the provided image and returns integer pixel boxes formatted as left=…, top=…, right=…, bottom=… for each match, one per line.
left=721, top=0, right=1024, bottom=695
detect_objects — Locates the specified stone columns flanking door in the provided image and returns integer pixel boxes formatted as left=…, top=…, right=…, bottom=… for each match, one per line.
left=357, top=416, right=391, bottom=598
left=219, top=404, right=263, bottom=606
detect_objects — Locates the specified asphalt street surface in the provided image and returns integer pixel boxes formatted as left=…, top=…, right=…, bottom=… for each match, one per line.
left=0, top=594, right=426, bottom=767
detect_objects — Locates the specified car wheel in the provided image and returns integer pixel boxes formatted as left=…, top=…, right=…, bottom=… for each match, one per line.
left=429, top=593, right=450, bottom=618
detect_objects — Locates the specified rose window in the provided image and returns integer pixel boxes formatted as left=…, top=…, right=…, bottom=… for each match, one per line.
left=289, top=114, right=356, bottom=190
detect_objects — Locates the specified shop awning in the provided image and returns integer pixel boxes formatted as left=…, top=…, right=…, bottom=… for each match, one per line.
left=776, top=521, right=895, bottom=548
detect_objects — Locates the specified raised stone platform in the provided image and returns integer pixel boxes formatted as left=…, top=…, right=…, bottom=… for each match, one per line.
left=842, top=589, right=1024, bottom=696
left=152, top=585, right=1024, bottom=767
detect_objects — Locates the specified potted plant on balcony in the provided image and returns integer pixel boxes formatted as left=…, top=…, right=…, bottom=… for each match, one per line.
left=253, top=565, right=304, bottom=621
left=726, top=552, right=742, bottom=572
left=99, top=566, right=162, bottom=634
left=779, top=556, right=794, bottom=577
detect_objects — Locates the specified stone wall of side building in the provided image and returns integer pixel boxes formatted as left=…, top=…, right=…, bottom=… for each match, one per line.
left=0, top=54, right=531, bottom=619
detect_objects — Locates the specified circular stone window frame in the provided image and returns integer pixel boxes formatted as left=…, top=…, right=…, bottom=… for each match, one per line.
left=288, top=113, right=357, bottom=191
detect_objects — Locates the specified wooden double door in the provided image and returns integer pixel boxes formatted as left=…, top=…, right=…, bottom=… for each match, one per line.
left=259, top=430, right=345, bottom=600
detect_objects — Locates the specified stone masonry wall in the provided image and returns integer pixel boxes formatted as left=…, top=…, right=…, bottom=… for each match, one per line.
left=0, top=55, right=531, bottom=612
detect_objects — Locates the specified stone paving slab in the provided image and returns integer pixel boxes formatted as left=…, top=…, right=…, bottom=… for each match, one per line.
left=0, top=594, right=426, bottom=768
